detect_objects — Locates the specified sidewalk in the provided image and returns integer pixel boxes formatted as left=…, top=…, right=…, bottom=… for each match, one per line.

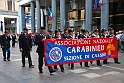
left=0, top=45, right=124, bottom=83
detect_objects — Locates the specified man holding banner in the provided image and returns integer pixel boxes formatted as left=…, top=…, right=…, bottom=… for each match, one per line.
left=91, top=29, right=102, bottom=66
left=44, top=32, right=119, bottom=67
left=68, top=29, right=76, bottom=69
left=101, top=29, right=108, bottom=64
left=53, top=30, right=65, bottom=72
left=108, top=28, right=120, bottom=64
left=35, top=27, right=55, bottom=74
left=78, top=29, right=90, bottom=67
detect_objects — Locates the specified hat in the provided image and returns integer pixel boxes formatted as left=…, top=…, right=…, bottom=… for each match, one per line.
left=101, top=28, right=106, bottom=33
left=4, top=30, right=8, bottom=33
left=48, top=30, right=53, bottom=32
left=23, top=28, right=28, bottom=31
left=81, top=29, right=86, bottom=33
left=40, top=26, right=45, bottom=30
left=55, top=29, right=59, bottom=34
left=68, top=29, right=73, bottom=33
left=110, top=28, right=114, bottom=30
left=58, top=29, right=62, bottom=32
left=119, top=31, right=122, bottom=33
left=64, top=29, right=68, bottom=31
left=94, top=29, right=99, bottom=32
left=85, top=30, right=89, bottom=32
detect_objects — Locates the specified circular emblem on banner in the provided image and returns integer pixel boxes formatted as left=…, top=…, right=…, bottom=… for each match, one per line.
left=49, top=47, right=62, bottom=62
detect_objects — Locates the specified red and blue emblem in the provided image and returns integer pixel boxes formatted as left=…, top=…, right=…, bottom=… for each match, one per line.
left=49, top=47, right=62, bottom=62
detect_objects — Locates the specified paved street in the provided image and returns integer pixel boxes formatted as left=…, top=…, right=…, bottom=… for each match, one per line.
left=0, top=43, right=124, bottom=83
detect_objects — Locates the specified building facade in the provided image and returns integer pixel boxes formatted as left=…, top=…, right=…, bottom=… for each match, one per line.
left=18, top=0, right=124, bottom=33
left=0, top=0, right=19, bottom=34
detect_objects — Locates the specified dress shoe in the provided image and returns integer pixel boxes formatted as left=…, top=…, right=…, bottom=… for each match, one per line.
left=85, top=65, right=90, bottom=67
left=22, top=65, right=25, bottom=67
left=39, top=71, right=43, bottom=73
left=4, top=59, right=6, bottom=61
left=29, top=66, right=34, bottom=68
left=30, top=65, right=35, bottom=66
left=7, top=59, right=10, bottom=61
left=97, top=64, right=102, bottom=66
left=50, top=70, right=56, bottom=75
left=61, top=70, right=65, bottom=73
left=71, top=67, right=74, bottom=70
left=103, top=62, right=109, bottom=64
left=115, top=62, right=121, bottom=64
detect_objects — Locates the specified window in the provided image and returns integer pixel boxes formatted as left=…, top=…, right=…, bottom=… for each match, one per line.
left=7, top=1, right=12, bottom=11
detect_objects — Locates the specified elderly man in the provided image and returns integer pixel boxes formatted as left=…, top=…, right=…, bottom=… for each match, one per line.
left=1, top=30, right=11, bottom=61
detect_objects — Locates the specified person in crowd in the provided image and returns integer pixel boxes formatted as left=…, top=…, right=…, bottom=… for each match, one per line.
left=91, top=29, right=102, bottom=66
left=108, top=28, right=120, bottom=64
left=53, top=29, right=65, bottom=72
left=1, top=30, right=11, bottom=61
left=75, top=32, right=80, bottom=39
left=31, top=33, right=36, bottom=46
left=78, top=29, right=89, bottom=67
left=120, top=29, right=124, bottom=52
left=47, top=30, right=54, bottom=39
left=35, top=27, right=56, bottom=74
left=101, top=29, right=109, bottom=64
left=61, top=29, right=69, bottom=39
left=68, top=29, right=76, bottom=69
left=0, top=34, right=2, bottom=45
left=19, top=28, right=34, bottom=68
left=116, top=31, right=122, bottom=51
left=101, top=28, right=108, bottom=38
left=11, top=33, right=16, bottom=47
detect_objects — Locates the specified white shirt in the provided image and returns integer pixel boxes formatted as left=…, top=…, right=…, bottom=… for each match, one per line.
left=116, top=34, right=122, bottom=40
left=95, top=35, right=100, bottom=38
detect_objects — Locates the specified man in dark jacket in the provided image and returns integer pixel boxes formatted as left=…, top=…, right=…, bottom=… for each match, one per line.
left=108, top=28, right=120, bottom=64
left=67, top=29, right=75, bottom=69
left=35, top=27, right=55, bottom=74
left=78, top=29, right=89, bottom=67
left=19, top=28, right=34, bottom=68
left=61, top=29, right=69, bottom=39
left=1, top=30, right=11, bottom=61
left=12, top=33, right=16, bottom=47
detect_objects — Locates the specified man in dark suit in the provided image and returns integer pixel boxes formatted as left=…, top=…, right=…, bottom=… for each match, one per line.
left=1, top=30, right=11, bottom=61
left=11, top=33, right=16, bottom=47
left=108, top=28, right=120, bottom=64
left=78, top=29, right=89, bottom=67
left=35, top=27, right=55, bottom=74
left=61, top=29, right=69, bottom=39
left=67, top=29, right=75, bottom=69
left=53, top=30, right=65, bottom=72
left=47, top=30, right=54, bottom=39
left=101, top=29, right=109, bottom=64
left=19, top=28, right=34, bottom=68
left=91, top=29, right=102, bottom=66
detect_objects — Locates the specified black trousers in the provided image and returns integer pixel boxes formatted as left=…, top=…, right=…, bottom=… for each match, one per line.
left=80, top=62, right=89, bottom=66
left=22, top=51, right=32, bottom=66
left=38, top=52, right=54, bottom=73
left=103, top=58, right=119, bottom=63
left=54, top=65, right=64, bottom=71
left=12, top=42, right=15, bottom=47
left=113, top=58, right=119, bottom=63
left=71, top=63, right=74, bottom=69
left=97, top=60, right=101, bottom=65
left=103, top=59, right=108, bottom=64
